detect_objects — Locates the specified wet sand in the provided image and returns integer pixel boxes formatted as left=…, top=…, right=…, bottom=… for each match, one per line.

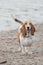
left=0, top=23, right=43, bottom=65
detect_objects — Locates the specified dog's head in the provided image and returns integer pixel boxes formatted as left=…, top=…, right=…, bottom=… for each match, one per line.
left=13, top=17, right=36, bottom=37
left=20, top=21, right=35, bottom=37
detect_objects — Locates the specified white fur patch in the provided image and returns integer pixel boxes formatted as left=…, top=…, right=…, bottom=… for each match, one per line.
left=20, top=35, right=33, bottom=47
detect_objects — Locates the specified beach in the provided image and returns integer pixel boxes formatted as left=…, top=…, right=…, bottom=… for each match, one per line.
left=0, top=0, right=43, bottom=65
left=0, top=23, right=43, bottom=65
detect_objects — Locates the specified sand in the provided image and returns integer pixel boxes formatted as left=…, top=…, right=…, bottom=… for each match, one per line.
left=0, top=24, right=43, bottom=65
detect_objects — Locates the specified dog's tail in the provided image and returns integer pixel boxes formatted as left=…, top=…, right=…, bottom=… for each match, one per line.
left=11, top=15, right=23, bottom=24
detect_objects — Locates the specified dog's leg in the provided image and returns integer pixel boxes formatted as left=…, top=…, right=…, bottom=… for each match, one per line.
left=18, top=37, right=21, bottom=52
left=21, top=46, right=25, bottom=54
left=18, top=46, right=21, bottom=52
left=25, top=47, right=28, bottom=53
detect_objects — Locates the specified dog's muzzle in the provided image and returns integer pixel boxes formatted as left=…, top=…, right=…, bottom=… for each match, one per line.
left=27, top=26, right=30, bottom=33
left=27, top=27, right=29, bottom=30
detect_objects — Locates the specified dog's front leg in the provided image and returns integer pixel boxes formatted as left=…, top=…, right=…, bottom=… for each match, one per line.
left=25, top=47, right=28, bottom=53
left=21, top=46, right=25, bottom=54
left=18, top=46, right=21, bottom=52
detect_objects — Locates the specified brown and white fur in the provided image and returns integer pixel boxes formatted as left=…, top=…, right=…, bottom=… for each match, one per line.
left=12, top=17, right=35, bottom=54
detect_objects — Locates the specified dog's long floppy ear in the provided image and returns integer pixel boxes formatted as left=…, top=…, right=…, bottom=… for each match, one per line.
left=11, top=15, right=23, bottom=25
left=20, top=24, right=26, bottom=37
left=29, top=22, right=35, bottom=35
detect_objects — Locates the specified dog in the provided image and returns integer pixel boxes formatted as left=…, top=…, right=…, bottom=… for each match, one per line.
left=12, top=16, right=36, bottom=54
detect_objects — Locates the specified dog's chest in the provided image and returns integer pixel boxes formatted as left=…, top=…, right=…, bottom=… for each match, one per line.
left=20, top=35, right=33, bottom=47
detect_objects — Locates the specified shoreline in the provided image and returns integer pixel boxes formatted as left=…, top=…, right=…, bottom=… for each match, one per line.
left=0, top=22, right=43, bottom=32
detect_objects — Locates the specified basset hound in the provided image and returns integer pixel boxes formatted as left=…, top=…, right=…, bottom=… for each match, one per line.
left=12, top=16, right=36, bottom=54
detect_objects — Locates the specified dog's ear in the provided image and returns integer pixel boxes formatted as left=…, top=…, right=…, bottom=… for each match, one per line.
left=21, top=24, right=26, bottom=37
left=29, top=22, right=35, bottom=35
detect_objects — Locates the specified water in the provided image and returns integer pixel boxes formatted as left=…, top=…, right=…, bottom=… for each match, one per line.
left=0, top=0, right=43, bottom=31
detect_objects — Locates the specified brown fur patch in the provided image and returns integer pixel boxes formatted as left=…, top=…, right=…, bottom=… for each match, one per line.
left=29, top=22, right=35, bottom=35
left=20, top=24, right=26, bottom=37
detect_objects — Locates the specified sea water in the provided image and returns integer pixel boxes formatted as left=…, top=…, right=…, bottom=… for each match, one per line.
left=0, top=0, right=43, bottom=31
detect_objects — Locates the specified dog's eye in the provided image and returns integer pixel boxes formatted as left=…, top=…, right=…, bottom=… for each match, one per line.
left=25, top=22, right=27, bottom=25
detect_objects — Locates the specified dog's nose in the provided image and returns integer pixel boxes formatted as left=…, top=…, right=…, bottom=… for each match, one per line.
left=27, top=27, right=29, bottom=30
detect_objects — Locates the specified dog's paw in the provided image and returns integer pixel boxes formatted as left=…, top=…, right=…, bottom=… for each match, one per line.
left=28, top=52, right=33, bottom=55
left=18, top=47, right=21, bottom=52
